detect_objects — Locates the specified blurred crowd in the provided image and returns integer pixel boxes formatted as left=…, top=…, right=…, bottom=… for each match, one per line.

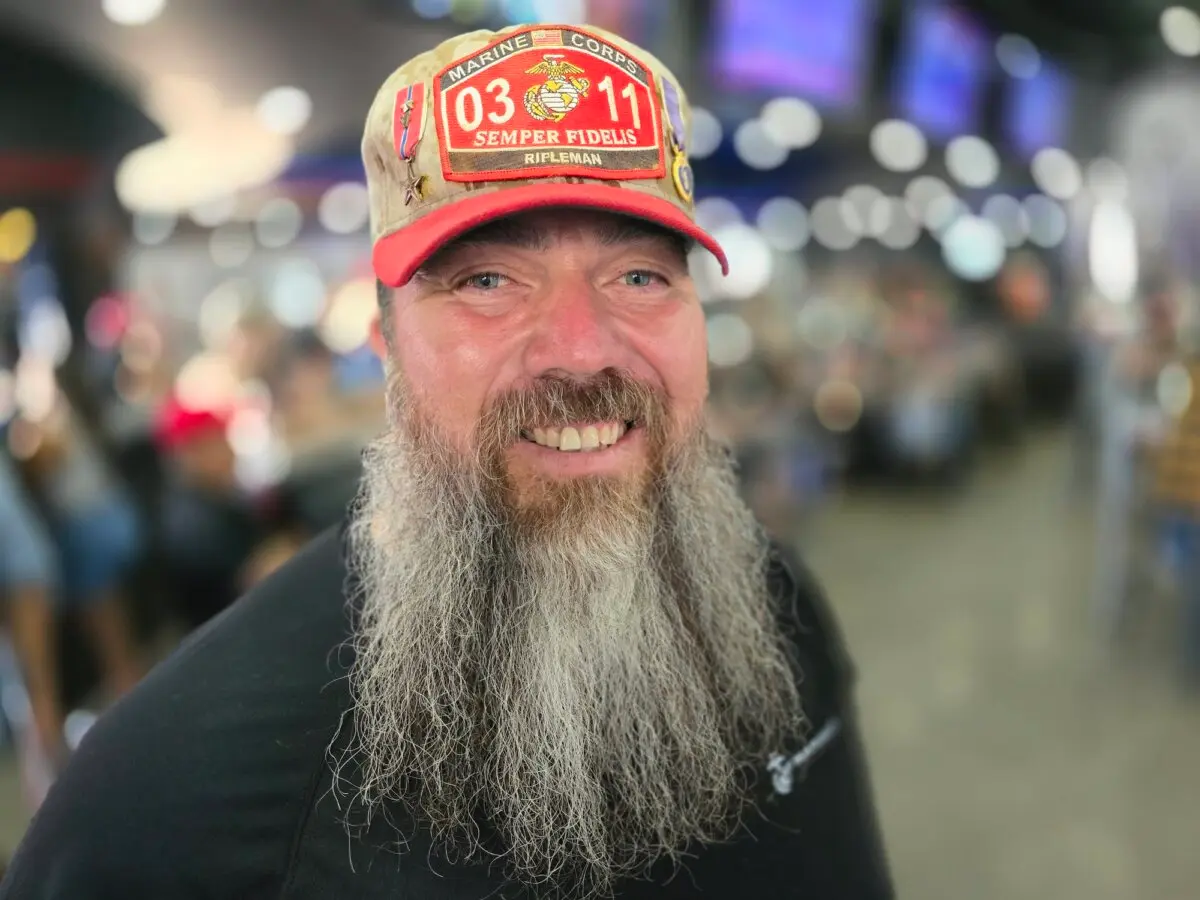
left=0, top=305, right=387, bottom=805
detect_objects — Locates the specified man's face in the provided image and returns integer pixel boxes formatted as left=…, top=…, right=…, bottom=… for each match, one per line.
left=384, top=209, right=709, bottom=508
left=179, top=430, right=237, bottom=491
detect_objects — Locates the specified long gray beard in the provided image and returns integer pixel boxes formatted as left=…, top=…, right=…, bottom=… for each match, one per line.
left=338, top=390, right=803, bottom=897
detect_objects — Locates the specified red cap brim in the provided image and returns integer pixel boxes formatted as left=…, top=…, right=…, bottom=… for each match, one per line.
left=372, top=183, right=728, bottom=288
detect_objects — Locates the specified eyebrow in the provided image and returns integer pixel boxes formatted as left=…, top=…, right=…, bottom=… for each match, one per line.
left=418, top=215, right=691, bottom=276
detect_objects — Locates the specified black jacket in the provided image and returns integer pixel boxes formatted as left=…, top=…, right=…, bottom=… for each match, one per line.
left=2, top=526, right=894, bottom=898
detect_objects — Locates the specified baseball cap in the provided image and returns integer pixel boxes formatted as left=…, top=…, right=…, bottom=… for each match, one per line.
left=362, top=23, right=728, bottom=288
left=154, top=395, right=231, bottom=452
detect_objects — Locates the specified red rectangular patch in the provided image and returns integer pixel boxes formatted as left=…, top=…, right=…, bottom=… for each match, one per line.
left=432, top=25, right=666, bottom=183
left=392, top=82, right=427, bottom=161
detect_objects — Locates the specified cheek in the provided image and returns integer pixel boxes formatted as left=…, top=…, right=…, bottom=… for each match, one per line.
left=393, top=309, right=503, bottom=443
left=634, top=303, right=709, bottom=420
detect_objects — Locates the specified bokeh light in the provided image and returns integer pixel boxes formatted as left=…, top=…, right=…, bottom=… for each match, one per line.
left=694, top=197, right=744, bottom=232
left=995, top=34, right=1040, bottom=78
left=870, top=120, right=927, bottom=172
left=733, top=119, right=788, bottom=170
left=1031, top=148, right=1082, bottom=200
left=1161, top=7, right=1200, bottom=56
left=905, top=176, right=951, bottom=220
left=1024, top=194, right=1069, bottom=247
left=923, top=194, right=967, bottom=234
left=318, top=182, right=371, bottom=234
left=270, top=259, right=328, bottom=329
left=981, top=195, right=1029, bottom=248
left=319, top=278, right=378, bottom=352
left=942, top=216, right=1007, bottom=281
left=689, top=108, right=723, bottom=159
left=132, top=212, right=176, bottom=245
left=256, top=86, right=312, bottom=136
left=255, top=197, right=304, bottom=248
left=102, top=0, right=165, bottom=26
left=1089, top=201, right=1138, bottom=304
left=706, top=314, right=755, bottom=368
left=811, top=198, right=860, bottom=250
left=198, top=280, right=248, bottom=350
left=946, top=136, right=1000, bottom=189
left=710, top=224, right=774, bottom=300
left=175, top=352, right=240, bottom=411
left=756, top=198, right=810, bottom=252
left=0, top=208, right=37, bottom=264
left=209, top=224, right=255, bottom=268
left=760, top=98, right=822, bottom=150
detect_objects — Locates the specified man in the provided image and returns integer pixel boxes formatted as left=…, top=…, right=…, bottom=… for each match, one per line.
left=1, top=24, right=893, bottom=898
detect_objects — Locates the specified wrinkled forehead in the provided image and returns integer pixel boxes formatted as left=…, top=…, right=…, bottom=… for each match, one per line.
left=422, top=209, right=691, bottom=267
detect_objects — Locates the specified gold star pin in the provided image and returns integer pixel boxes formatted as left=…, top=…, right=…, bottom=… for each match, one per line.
left=403, top=169, right=427, bottom=206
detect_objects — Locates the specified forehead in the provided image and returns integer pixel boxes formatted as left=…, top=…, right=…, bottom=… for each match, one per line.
left=432, top=209, right=689, bottom=257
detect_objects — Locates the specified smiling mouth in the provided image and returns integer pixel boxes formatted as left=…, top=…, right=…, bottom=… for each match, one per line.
left=519, top=420, right=638, bottom=452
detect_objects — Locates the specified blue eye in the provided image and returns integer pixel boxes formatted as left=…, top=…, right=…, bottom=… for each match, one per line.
left=623, top=270, right=661, bottom=287
left=460, top=272, right=508, bottom=290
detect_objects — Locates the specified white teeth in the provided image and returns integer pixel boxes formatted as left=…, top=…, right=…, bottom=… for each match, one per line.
left=558, top=426, right=582, bottom=451
left=530, top=421, right=627, bottom=452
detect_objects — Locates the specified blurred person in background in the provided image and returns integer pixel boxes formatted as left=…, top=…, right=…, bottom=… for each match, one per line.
left=0, top=448, right=65, bottom=772
left=1142, top=276, right=1200, bottom=691
left=1069, top=289, right=1127, bottom=500
left=877, top=270, right=973, bottom=480
left=1092, top=272, right=1186, bottom=639
left=18, top=400, right=145, bottom=717
left=3, top=23, right=892, bottom=899
left=272, top=328, right=384, bottom=465
left=270, top=330, right=384, bottom=533
left=154, top=395, right=300, bottom=631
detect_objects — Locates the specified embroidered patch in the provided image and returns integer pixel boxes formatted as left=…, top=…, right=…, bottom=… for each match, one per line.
left=433, top=25, right=666, bottom=183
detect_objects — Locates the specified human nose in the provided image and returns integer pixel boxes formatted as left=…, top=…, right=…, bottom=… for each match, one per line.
left=522, top=278, right=628, bottom=377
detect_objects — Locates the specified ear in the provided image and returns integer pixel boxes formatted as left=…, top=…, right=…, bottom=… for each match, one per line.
left=368, top=312, right=387, bottom=361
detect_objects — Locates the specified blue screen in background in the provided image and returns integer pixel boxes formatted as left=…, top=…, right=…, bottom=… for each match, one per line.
left=894, top=3, right=990, bottom=140
left=711, top=0, right=876, bottom=109
left=1005, top=62, right=1071, bottom=158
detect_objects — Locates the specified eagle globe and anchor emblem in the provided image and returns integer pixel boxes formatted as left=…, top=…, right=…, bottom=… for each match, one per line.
left=523, top=54, right=591, bottom=122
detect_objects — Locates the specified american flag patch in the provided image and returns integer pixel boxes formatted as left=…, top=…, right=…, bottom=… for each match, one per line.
left=531, top=29, right=562, bottom=46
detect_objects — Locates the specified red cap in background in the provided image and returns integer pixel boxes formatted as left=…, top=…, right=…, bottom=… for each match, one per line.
left=154, top=395, right=231, bottom=452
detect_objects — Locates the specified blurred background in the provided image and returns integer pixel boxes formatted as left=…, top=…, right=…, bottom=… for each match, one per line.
left=2, top=0, right=1200, bottom=895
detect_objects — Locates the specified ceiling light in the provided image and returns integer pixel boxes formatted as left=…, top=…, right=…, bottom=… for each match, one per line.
left=103, top=0, right=165, bottom=26
left=1161, top=7, right=1200, bottom=57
